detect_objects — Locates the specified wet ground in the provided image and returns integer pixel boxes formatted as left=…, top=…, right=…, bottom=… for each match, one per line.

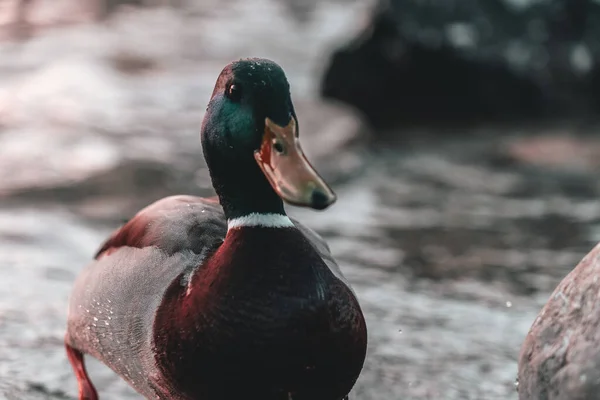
left=1, top=2, right=600, bottom=399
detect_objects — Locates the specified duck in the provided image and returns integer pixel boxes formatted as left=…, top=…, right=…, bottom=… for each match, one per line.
left=64, top=58, right=368, bottom=400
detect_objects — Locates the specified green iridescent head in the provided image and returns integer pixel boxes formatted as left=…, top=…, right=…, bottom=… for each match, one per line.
left=201, top=58, right=336, bottom=219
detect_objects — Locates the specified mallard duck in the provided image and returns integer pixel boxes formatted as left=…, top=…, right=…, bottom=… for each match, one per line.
left=64, top=58, right=368, bottom=400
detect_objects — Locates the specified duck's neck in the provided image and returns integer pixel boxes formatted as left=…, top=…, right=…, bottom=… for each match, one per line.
left=204, top=153, right=289, bottom=225
left=215, top=171, right=289, bottom=224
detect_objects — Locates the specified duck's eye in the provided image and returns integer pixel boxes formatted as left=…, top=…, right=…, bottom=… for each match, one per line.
left=226, top=83, right=242, bottom=102
left=273, top=140, right=285, bottom=154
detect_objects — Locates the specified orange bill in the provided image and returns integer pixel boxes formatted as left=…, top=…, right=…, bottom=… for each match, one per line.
left=254, top=117, right=337, bottom=210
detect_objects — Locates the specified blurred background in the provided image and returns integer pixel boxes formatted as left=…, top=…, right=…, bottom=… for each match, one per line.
left=1, top=0, right=600, bottom=399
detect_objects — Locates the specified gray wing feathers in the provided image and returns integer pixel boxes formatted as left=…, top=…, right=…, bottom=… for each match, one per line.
left=136, top=196, right=226, bottom=256
left=67, top=247, right=205, bottom=398
left=95, top=195, right=226, bottom=258
left=67, top=195, right=226, bottom=398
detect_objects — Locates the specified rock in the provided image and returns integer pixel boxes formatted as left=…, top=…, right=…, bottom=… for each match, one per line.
left=321, top=0, right=600, bottom=130
left=518, top=242, right=600, bottom=400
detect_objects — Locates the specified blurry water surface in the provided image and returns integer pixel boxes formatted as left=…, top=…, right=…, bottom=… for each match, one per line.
left=2, top=1, right=600, bottom=399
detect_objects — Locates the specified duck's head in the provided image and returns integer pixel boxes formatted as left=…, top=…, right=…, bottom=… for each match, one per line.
left=201, top=58, right=336, bottom=219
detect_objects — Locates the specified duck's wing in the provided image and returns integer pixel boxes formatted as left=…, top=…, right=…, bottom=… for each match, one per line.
left=66, top=195, right=227, bottom=399
left=95, top=195, right=226, bottom=259
left=291, top=218, right=354, bottom=292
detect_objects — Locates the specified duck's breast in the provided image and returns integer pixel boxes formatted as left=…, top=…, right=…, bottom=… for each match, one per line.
left=151, top=227, right=367, bottom=400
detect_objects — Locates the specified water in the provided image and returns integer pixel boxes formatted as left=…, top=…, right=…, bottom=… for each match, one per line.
left=1, top=2, right=599, bottom=399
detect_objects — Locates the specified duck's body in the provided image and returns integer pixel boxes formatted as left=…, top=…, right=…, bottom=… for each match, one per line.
left=66, top=196, right=366, bottom=400
left=65, top=58, right=367, bottom=400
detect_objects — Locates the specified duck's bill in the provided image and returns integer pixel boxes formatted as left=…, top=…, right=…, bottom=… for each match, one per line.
left=254, top=117, right=337, bottom=210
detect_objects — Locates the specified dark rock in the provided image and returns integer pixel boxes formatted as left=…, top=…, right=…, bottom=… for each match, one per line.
left=321, top=0, right=600, bottom=130
left=518, top=243, right=600, bottom=400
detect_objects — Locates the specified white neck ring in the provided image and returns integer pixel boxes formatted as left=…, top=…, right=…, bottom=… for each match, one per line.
left=227, top=213, right=295, bottom=230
